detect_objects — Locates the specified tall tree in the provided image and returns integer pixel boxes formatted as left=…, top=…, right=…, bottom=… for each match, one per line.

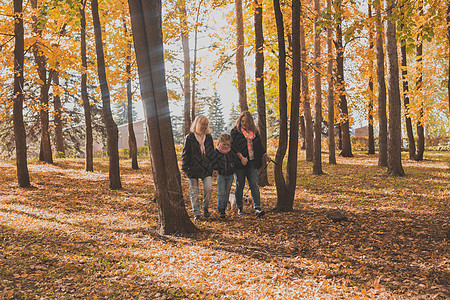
left=385, top=0, right=405, bottom=176
left=415, top=0, right=425, bottom=161
left=124, top=19, right=139, bottom=170
left=128, top=0, right=196, bottom=234
left=179, top=0, right=191, bottom=135
left=53, top=68, right=65, bottom=155
left=375, top=0, right=388, bottom=167
left=207, top=92, right=225, bottom=139
left=80, top=0, right=94, bottom=172
left=254, top=0, right=269, bottom=186
left=448, top=1, right=450, bottom=116
left=92, top=0, right=122, bottom=189
left=367, top=1, right=375, bottom=155
left=235, top=0, right=248, bottom=111
left=300, top=9, right=314, bottom=162
left=327, top=0, right=336, bottom=164
left=31, top=0, right=53, bottom=164
left=335, top=0, right=353, bottom=158
left=400, top=0, right=416, bottom=160
left=274, top=0, right=300, bottom=211
left=13, top=0, right=31, bottom=188
left=272, top=0, right=288, bottom=209
left=313, top=0, right=323, bottom=174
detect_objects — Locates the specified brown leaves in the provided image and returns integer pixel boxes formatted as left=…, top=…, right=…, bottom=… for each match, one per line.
left=0, top=153, right=449, bottom=299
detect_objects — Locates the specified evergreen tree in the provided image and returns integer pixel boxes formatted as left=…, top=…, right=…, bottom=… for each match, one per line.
left=113, top=101, right=138, bottom=126
left=207, top=92, right=225, bottom=139
left=227, top=104, right=240, bottom=132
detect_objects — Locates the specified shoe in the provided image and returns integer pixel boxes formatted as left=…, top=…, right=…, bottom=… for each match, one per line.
left=238, top=207, right=245, bottom=216
left=203, top=209, right=210, bottom=218
left=255, top=209, right=265, bottom=218
left=193, top=215, right=200, bottom=221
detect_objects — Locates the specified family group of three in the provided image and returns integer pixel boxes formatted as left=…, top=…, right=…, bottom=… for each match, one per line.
left=181, top=111, right=271, bottom=220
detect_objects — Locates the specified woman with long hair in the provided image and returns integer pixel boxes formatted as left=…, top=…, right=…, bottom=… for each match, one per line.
left=230, top=111, right=269, bottom=217
left=182, top=115, right=217, bottom=221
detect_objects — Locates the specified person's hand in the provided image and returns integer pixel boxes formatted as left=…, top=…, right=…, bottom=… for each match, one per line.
left=264, top=153, right=271, bottom=162
left=240, top=156, right=248, bottom=166
left=212, top=170, right=218, bottom=177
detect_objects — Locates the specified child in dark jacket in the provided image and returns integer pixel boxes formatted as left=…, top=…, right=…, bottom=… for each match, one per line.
left=215, top=133, right=239, bottom=218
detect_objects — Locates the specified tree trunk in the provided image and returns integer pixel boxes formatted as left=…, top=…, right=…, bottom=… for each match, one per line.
left=313, top=0, right=323, bottom=174
left=327, top=0, right=336, bottom=164
left=415, top=0, right=424, bottom=161
left=13, top=0, right=31, bottom=188
left=179, top=0, right=191, bottom=135
left=300, top=14, right=313, bottom=162
left=300, top=115, right=306, bottom=150
left=92, top=0, right=122, bottom=189
left=128, top=0, right=196, bottom=234
left=80, top=0, right=94, bottom=172
left=375, top=0, right=388, bottom=167
left=191, top=0, right=203, bottom=120
left=31, top=0, right=53, bottom=164
left=448, top=1, right=450, bottom=116
left=385, top=0, right=405, bottom=176
left=272, top=0, right=289, bottom=210
left=235, top=0, right=248, bottom=112
left=286, top=0, right=301, bottom=201
left=367, top=2, right=375, bottom=155
left=254, top=0, right=269, bottom=187
left=53, top=69, right=65, bottom=155
left=335, top=4, right=353, bottom=158
left=400, top=6, right=416, bottom=160
left=124, top=20, right=139, bottom=170
left=338, top=123, right=342, bottom=150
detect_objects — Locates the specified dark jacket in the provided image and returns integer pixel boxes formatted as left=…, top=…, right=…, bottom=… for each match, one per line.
left=181, top=132, right=217, bottom=178
left=214, top=149, right=239, bottom=177
left=230, top=127, right=266, bottom=169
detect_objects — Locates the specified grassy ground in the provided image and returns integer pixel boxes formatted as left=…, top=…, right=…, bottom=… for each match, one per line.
left=0, top=150, right=448, bottom=299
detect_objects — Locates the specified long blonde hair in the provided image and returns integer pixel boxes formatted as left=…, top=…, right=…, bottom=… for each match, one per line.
left=190, top=115, right=211, bottom=134
left=234, top=111, right=259, bottom=133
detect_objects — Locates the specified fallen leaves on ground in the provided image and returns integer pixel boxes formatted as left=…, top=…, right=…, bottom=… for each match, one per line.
left=0, top=151, right=448, bottom=299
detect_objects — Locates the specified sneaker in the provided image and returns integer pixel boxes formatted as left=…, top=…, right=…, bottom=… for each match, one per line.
left=203, top=209, right=210, bottom=218
left=237, top=207, right=245, bottom=216
left=255, top=209, right=265, bottom=218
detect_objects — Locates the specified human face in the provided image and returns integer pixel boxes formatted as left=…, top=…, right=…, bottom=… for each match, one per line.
left=220, top=141, right=230, bottom=150
left=199, top=121, right=208, bottom=134
left=240, top=116, right=248, bottom=130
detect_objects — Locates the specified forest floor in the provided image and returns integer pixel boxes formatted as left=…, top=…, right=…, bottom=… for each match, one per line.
left=0, top=150, right=449, bottom=299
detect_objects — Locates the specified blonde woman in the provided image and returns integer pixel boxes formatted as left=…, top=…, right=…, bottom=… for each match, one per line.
left=182, top=115, right=218, bottom=221
left=231, top=111, right=270, bottom=217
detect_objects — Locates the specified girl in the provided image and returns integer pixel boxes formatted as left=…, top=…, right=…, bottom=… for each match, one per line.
left=231, top=111, right=270, bottom=217
left=215, top=133, right=239, bottom=218
left=182, top=115, right=217, bottom=221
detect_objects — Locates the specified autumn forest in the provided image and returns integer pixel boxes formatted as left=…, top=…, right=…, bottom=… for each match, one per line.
left=0, top=0, right=449, bottom=298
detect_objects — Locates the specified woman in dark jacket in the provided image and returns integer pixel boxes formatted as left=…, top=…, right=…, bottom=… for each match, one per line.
left=231, top=111, right=269, bottom=217
left=182, top=115, right=217, bottom=220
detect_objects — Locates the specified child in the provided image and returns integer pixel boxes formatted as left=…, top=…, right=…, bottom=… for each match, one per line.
left=181, top=115, right=217, bottom=221
left=214, top=133, right=239, bottom=218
